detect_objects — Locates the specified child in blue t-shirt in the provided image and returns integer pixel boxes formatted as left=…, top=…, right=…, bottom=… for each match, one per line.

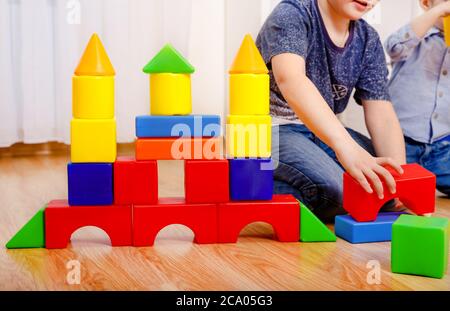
left=256, top=0, right=406, bottom=222
left=385, top=0, right=450, bottom=197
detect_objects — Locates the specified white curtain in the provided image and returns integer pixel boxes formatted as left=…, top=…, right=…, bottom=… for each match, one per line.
left=0, top=0, right=279, bottom=147
left=0, top=0, right=420, bottom=147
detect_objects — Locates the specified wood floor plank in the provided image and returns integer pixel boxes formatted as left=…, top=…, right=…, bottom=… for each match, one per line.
left=0, top=153, right=449, bottom=290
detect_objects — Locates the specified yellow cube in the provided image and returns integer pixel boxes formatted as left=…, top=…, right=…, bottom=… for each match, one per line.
left=226, top=115, right=271, bottom=158
left=229, top=74, right=269, bottom=115
left=71, top=118, right=117, bottom=163
left=72, top=76, right=114, bottom=119
left=444, top=16, right=450, bottom=47
left=150, top=73, right=192, bottom=115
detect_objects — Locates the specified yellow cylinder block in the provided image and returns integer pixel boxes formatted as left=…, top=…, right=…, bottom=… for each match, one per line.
left=444, top=16, right=450, bottom=47
left=229, top=74, right=269, bottom=115
left=72, top=76, right=114, bottom=119
left=226, top=115, right=271, bottom=158
left=70, top=118, right=117, bottom=163
left=150, top=73, right=192, bottom=115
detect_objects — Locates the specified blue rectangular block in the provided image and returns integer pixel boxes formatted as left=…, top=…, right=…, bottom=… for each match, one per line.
left=135, top=115, right=221, bottom=138
left=229, top=158, right=273, bottom=201
left=335, top=212, right=408, bottom=244
left=68, top=163, right=113, bottom=206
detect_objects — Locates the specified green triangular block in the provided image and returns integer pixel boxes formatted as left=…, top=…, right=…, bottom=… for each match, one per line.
left=142, top=44, right=195, bottom=74
left=6, top=207, right=45, bottom=249
left=299, top=201, right=337, bottom=242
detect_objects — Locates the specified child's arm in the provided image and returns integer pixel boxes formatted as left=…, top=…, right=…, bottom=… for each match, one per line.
left=410, top=2, right=450, bottom=38
left=272, top=53, right=403, bottom=199
left=363, top=100, right=406, bottom=166
left=385, top=2, right=450, bottom=62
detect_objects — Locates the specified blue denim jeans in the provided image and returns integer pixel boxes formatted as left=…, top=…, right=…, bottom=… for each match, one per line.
left=405, top=136, right=450, bottom=196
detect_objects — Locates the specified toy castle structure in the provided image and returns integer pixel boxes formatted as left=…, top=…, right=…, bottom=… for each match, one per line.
left=6, top=33, right=447, bottom=280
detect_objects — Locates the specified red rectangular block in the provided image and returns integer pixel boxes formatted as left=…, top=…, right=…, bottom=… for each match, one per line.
left=217, top=194, right=300, bottom=243
left=133, top=198, right=217, bottom=246
left=185, top=159, right=229, bottom=204
left=45, top=200, right=132, bottom=249
left=343, top=163, right=436, bottom=222
left=114, top=156, right=158, bottom=205
left=135, top=137, right=222, bottom=160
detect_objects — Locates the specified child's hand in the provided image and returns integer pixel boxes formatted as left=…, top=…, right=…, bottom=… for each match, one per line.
left=433, top=2, right=450, bottom=18
left=335, top=142, right=404, bottom=199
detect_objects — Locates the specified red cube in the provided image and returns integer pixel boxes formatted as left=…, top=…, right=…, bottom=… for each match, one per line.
left=114, top=156, right=158, bottom=205
left=184, top=159, right=229, bottom=203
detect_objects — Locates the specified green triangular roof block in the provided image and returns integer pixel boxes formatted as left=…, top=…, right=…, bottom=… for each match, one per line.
left=6, top=207, right=45, bottom=249
left=142, top=44, right=195, bottom=74
left=299, top=202, right=337, bottom=242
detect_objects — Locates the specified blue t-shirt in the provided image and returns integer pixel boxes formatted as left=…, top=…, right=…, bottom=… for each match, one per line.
left=256, top=0, right=390, bottom=121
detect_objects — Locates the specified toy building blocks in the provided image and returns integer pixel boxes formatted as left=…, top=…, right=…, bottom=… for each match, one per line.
left=226, top=115, right=271, bottom=158
left=135, top=137, right=222, bottom=160
left=133, top=198, right=217, bottom=246
left=136, top=115, right=221, bottom=138
left=391, top=214, right=449, bottom=279
left=229, top=35, right=269, bottom=115
left=70, top=33, right=117, bottom=163
left=114, top=157, right=158, bottom=205
left=142, top=44, right=195, bottom=74
left=343, top=164, right=436, bottom=222
left=73, top=33, right=115, bottom=119
left=335, top=212, right=407, bottom=244
left=444, top=16, right=450, bottom=46
left=70, top=118, right=117, bottom=163
left=74, top=33, right=115, bottom=76
left=6, top=207, right=45, bottom=249
left=229, top=158, right=273, bottom=201
left=143, top=44, right=195, bottom=115
left=68, top=163, right=113, bottom=206
left=229, top=74, right=269, bottom=116
left=229, top=34, right=268, bottom=74
left=185, top=160, right=229, bottom=204
left=150, top=73, right=192, bottom=115
left=300, top=202, right=336, bottom=242
left=217, top=194, right=300, bottom=243
left=73, top=76, right=114, bottom=119
left=45, top=200, right=132, bottom=249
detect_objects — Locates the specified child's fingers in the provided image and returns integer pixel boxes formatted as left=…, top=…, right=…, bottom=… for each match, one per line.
left=373, top=165, right=396, bottom=194
left=351, top=170, right=373, bottom=195
left=362, top=168, right=384, bottom=199
left=376, top=157, right=404, bottom=175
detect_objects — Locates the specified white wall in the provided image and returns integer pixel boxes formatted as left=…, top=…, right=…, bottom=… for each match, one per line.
left=0, top=0, right=422, bottom=146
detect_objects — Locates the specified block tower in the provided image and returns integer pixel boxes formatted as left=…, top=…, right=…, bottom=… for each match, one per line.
left=226, top=34, right=273, bottom=201
left=69, top=34, right=117, bottom=206
left=6, top=34, right=302, bottom=250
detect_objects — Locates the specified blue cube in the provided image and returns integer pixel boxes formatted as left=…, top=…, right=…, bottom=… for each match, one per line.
left=68, top=163, right=113, bottom=206
left=135, top=115, right=221, bottom=138
left=229, top=158, right=273, bottom=201
left=335, top=212, right=408, bottom=244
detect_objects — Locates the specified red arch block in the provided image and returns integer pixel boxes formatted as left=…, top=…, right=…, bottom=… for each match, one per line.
left=133, top=198, right=217, bottom=246
left=217, top=194, right=300, bottom=243
left=45, top=200, right=132, bottom=249
left=343, top=164, right=436, bottom=222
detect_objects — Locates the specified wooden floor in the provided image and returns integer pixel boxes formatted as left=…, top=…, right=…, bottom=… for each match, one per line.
left=0, top=152, right=449, bottom=291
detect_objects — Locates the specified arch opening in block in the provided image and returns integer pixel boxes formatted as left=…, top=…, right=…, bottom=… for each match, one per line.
left=137, top=221, right=215, bottom=247
left=70, top=226, right=113, bottom=247
left=154, top=224, right=196, bottom=244
left=237, top=221, right=276, bottom=241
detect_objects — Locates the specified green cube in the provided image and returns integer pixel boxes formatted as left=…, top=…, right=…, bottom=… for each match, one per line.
left=391, top=214, right=449, bottom=279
